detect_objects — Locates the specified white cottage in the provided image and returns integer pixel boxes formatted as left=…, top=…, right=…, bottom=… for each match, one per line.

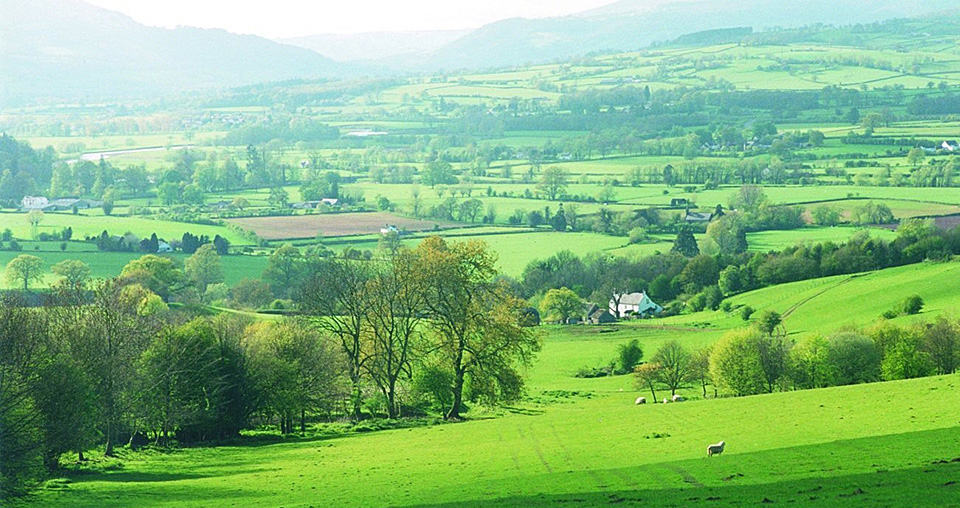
left=610, top=292, right=662, bottom=318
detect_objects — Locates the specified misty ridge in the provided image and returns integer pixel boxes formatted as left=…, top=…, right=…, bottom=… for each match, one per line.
left=4, top=0, right=960, bottom=106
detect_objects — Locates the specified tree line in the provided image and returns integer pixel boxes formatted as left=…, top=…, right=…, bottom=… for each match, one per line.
left=520, top=215, right=960, bottom=318
left=634, top=311, right=960, bottom=401
left=0, top=237, right=539, bottom=497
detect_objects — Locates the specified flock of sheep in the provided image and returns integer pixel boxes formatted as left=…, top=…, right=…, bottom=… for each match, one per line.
left=633, top=395, right=726, bottom=457
left=634, top=394, right=684, bottom=404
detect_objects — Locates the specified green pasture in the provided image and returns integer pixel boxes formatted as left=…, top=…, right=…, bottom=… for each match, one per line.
left=333, top=230, right=630, bottom=276
left=0, top=248, right=268, bottom=288
left=0, top=212, right=249, bottom=245
left=662, top=259, right=960, bottom=338
left=23, top=370, right=960, bottom=506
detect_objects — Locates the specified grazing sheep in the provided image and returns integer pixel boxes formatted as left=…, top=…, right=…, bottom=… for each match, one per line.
left=707, top=440, right=725, bottom=457
left=672, top=395, right=684, bottom=402
left=635, top=397, right=646, bottom=405
left=662, top=398, right=670, bottom=404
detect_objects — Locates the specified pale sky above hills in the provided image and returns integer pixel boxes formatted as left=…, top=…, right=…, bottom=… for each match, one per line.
left=83, top=0, right=622, bottom=38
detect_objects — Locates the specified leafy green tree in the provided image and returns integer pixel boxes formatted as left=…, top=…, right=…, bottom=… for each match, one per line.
left=900, top=295, right=924, bottom=315
left=755, top=310, right=782, bottom=336
left=922, top=316, right=959, bottom=375
left=729, top=185, right=768, bottom=213
left=262, top=244, right=304, bottom=299
left=267, top=187, right=289, bottom=208
left=185, top=244, right=224, bottom=299
left=157, top=182, right=181, bottom=205
left=70, top=280, right=162, bottom=456
left=633, top=362, right=662, bottom=401
left=881, top=329, right=933, bottom=381
left=677, top=255, right=719, bottom=292
left=616, top=339, right=644, bottom=374
left=231, top=196, right=250, bottom=210
left=705, top=214, right=747, bottom=254
left=297, top=257, right=372, bottom=420
left=710, top=328, right=768, bottom=396
left=51, top=259, right=91, bottom=288
left=537, top=166, right=568, bottom=200
left=5, top=255, right=44, bottom=290
left=653, top=340, right=691, bottom=396
left=540, top=287, right=583, bottom=323
left=414, top=237, right=540, bottom=420
left=244, top=320, right=341, bottom=433
left=551, top=203, right=568, bottom=231
left=689, top=346, right=714, bottom=398
left=230, top=278, right=273, bottom=309
left=422, top=160, right=456, bottom=187
left=812, top=205, right=841, bottom=226
left=789, top=335, right=833, bottom=389
left=119, top=255, right=186, bottom=301
left=27, top=210, right=43, bottom=239
left=671, top=230, right=700, bottom=257
left=826, top=332, right=881, bottom=385
left=906, top=148, right=926, bottom=167
left=363, top=251, right=426, bottom=417
left=139, top=319, right=223, bottom=443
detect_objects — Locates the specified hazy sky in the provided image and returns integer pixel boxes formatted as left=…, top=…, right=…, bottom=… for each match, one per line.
left=83, top=0, right=619, bottom=38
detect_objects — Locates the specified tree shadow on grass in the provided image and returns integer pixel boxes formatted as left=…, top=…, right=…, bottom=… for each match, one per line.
left=413, top=461, right=960, bottom=507
left=411, top=426, right=960, bottom=507
left=502, top=406, right=546, bottom=416
left=67, top=466, right=279, bottom=484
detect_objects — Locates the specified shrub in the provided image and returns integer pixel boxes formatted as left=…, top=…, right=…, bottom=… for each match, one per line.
left=710, top=328, right=768, bottom=396
left=616, top=339, right=644, bottom=374
left=826, top=332, right=881, bottom=385
left=740, top=305, right=755, bottom=321
left=900, top=295, right=924, bottom=315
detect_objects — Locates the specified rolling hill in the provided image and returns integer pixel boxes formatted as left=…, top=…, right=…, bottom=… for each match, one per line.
left=420, top=0, right=960, bottom=71
left=0, top=0, right=353, bottom=107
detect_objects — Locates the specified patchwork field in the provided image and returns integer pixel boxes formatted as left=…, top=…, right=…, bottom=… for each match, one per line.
left=225, top=212, right=458, bottom=240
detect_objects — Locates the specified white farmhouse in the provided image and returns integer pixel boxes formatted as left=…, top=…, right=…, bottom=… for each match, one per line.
left=610, top=292, right=663, bottom=318
left=20, top=196, right=48, bottom=210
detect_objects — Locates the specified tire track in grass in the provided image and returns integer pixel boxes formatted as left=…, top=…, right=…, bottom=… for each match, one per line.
left=546, top=421, right=611, bottom=490
left=517, top=424, right=553, bottom=473
left=781, top=274, right=863, bottom=321
left=499, top=428, right=522, bottom=473
left=659, top=401, right=706, bottom=489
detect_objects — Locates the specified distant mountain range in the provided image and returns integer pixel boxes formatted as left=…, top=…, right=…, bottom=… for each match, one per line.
left=0, top=0, right=350, bottom=107
left=5, top=0, right=960, bottom=107
left=415, top=0, right=960, bottom=71
left=281, top=30, right=470, bottom=64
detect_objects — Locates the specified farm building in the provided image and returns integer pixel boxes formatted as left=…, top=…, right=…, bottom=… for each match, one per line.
left=20, top=196, right=49, bottom=210
left=584, top=304, right=617, bottom=325
left=20, top=196, right=101, bottom=211
left=291, top=198, right=340, bottom=209
left=684, top=211, right=713, bottom=223
left=610, top=292, right=662, bottom=318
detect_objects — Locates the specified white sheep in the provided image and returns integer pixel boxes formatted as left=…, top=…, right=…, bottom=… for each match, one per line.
left=707, top=440, right=725, bottom=457
left=672, top=394, right=684, bottom=402
left=635, top=397, right=646, bottom=405
left=662, top=398, right=670, bottom=404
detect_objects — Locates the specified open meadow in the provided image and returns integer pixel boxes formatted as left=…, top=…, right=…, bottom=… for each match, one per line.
left=8, top=7, right=960, bottom=506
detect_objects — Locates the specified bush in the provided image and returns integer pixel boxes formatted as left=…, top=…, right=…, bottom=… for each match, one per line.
left=826, top=332, right=881, bottom=385
left=574, top=364, right=615, bottom=378
left=740, top=305, right=755, bottom=321
left=628, top=227, right=648, bottom=244
left=616, top=339, right=643, bottom=374
left=900, top=295, right=924, bottom=315
left=709, top=328, right=768, bottom=396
